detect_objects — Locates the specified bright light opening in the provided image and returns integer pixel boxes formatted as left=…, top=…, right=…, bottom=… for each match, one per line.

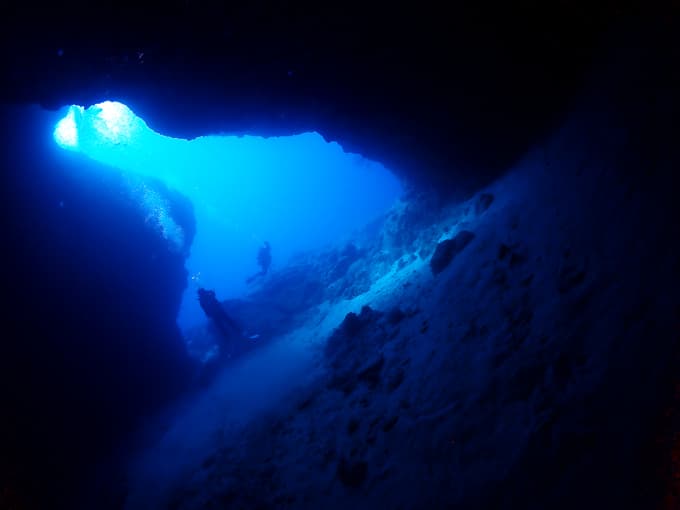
left=53, top=101, right=404, bottom=332
left=89, top=101, right=141, bottom=144
left=53, top=105, right=83, bottom=149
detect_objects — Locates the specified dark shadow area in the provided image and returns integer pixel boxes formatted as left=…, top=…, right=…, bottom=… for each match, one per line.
left=0, top=107, right=197, bottom=509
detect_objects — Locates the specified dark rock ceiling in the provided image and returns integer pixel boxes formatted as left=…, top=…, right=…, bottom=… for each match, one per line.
left=1, top=3, right=647, bottom=191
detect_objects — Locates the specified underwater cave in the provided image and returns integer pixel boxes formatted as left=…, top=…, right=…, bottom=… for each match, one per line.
left=2, top=4, right=680, bottom=510
left=51, top=100, right=403, bottom=334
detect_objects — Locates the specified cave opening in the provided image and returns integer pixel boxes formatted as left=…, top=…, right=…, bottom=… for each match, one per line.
left=52, top=100, right=403, bottom=335
left=3, top=3, right=680, bottom=507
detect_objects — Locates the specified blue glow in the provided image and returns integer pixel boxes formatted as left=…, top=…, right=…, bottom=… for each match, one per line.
left=53, top=101, right=403, bottom=331
left=53, top=105, right=83, bottom=149
left=88, top=101, right=142, bottom=144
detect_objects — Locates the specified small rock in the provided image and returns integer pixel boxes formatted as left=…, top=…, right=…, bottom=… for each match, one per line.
left=475, top=192, right=494, bottom=215
left=347, top=418, right=360, bottom=435
left=383, top=415, right=399, bottom=432
left=430, top=230, right=475, bottom=275
left=341, top=311, right=363, bottom=336
left=358, top=355, right=385, bottom=388
left=336, top=458, right=368, bottom=488
left=328, top=372, right=357, bottom=395
left=498, top=243, right=511, bottom=260
left=509, top=250, right=527, bottom=267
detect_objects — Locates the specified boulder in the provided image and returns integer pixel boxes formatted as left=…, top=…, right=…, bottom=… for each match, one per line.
left=430, top=230, right=475, bottom=275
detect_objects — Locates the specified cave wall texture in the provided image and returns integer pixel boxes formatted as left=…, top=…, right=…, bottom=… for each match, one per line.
left=1, top=2, right=679, bottom=509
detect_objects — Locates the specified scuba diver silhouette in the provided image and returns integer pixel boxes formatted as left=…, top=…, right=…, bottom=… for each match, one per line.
left=246, top=241, right=272, bottom=284
left=197, top=288, right=242, bottom=356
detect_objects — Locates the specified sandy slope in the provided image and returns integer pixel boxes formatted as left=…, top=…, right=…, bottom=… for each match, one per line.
left=124, top=103, right=679, bottom=508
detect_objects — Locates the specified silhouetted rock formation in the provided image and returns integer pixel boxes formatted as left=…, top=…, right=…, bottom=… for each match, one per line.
left=1, top=107, right=197, bottom=509
left=430, top=230, right=476, bottom=275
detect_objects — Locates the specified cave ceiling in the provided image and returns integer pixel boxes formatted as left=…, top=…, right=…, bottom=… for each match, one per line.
left=3, top=3, right=633, bottom=190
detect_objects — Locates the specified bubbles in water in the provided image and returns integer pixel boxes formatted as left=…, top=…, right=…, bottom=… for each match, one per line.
left=128, top=178, right=185, bottom=253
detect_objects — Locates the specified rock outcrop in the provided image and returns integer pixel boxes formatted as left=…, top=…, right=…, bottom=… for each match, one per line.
left=430, top=230, right=476, bottom=275
left=129, top=29, right=680, bottom=509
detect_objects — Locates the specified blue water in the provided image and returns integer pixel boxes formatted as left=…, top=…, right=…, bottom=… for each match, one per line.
left=53, top=101, right=403, bottom=333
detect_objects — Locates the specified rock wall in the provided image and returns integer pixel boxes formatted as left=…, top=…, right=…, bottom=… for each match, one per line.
left=0, top=107, right=197, bottom=508
left=129, top=19, right=680, bottom=507
left=158, top=82, right=680, bottom=509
